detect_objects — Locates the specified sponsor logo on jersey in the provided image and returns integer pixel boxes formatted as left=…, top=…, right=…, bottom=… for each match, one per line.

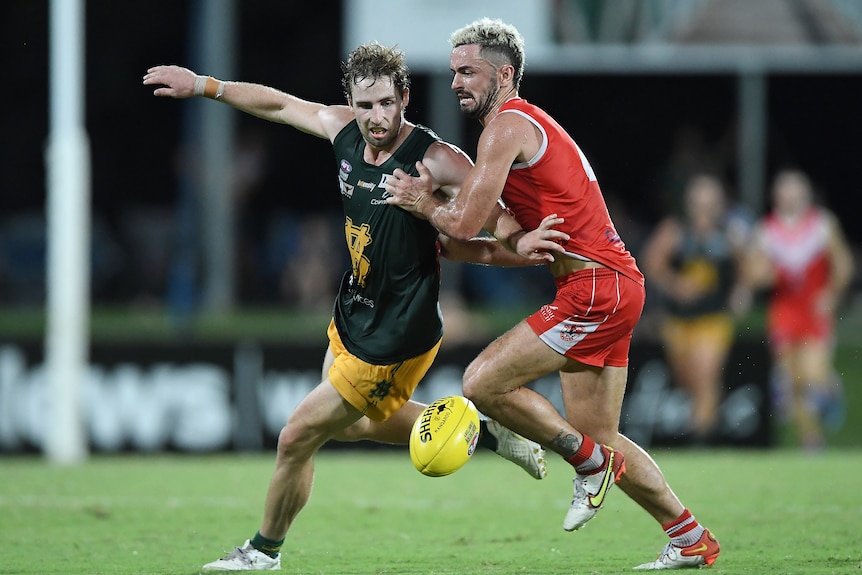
left=351, top=292, right=375, bottom=308
left=340, top=180, right=354, bottom=198
left=379, top=173, right=396, bottom=188
left=357, top=180, right=376, bottom=190
left=539, top=304, right=558, bottom=322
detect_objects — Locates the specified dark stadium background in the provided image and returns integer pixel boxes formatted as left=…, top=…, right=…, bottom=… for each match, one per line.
left=2, top=1, right=861, bottom=455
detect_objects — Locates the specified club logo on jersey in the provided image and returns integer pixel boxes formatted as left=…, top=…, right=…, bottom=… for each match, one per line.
left=560, top=325, right=587, bottom=342
left=368, top=379, right=393, bottom=401
left=559, top=320, right=599, bottom=343
left=345, top=216, right=372, bottom=287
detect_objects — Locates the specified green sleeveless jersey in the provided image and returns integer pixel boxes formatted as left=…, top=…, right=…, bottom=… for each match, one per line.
left=331, top=122, right=443, bottom=364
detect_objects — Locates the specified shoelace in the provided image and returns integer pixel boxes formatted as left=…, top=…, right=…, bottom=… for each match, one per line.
left=221, top=546, right=254, bottom=566
left=655, top=543, right=677, bottom=564
left=571, top=476, right=588, bottom=503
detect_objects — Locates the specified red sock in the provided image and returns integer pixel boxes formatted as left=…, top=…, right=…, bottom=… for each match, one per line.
left=564, top=434, right=603, bottom=473
left=663, top=509, right=705, bottom=548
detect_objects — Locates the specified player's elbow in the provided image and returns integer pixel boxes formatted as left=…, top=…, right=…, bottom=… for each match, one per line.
left=447, top=221, right=483, bottom=242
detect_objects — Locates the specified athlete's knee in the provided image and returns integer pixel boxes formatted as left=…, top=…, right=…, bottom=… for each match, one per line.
left=275, top=420, right=326, bottom=462
left=462, top=362, right=492, bottom=409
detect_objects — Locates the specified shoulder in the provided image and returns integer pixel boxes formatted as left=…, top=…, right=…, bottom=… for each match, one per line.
left=423, top=139, right=472, bottom=166
left=497, top=99, right=546, bottom=126
left=477, top=109, right=535, bottom=163
left=491, top=106, right=535, bottom=135
left=320, top=105, right=355, bottom=140
left=421, top=139, right=473, bottom=188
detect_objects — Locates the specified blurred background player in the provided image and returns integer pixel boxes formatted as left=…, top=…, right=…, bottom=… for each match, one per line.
left=744, top=168, right=854, bottom=450
left=641, top=174, right=750, bottom=444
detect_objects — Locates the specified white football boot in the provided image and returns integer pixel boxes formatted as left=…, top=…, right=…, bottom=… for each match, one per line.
left=563, top=446, right=625, bottom=531
left=633, top=529, right=721, bottom=570
left=486, top=419, right=547, bottom=479
left=201, top=540, right=281, bottom=571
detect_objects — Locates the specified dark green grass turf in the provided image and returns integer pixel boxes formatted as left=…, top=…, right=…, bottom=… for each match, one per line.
left=4, top=448, right=861, bottom=574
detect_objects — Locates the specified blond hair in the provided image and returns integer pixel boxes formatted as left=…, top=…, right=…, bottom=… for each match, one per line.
left=450, top=17, right=525, bottom=90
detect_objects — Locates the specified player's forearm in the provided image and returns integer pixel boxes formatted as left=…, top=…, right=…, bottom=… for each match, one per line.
left=440, top=236, right=536, bottom=267
left=419, top=195, right=486, bottom=241
left=485, top=206, right=524, bottom=254
left=215, top=81, right=292, bottom=124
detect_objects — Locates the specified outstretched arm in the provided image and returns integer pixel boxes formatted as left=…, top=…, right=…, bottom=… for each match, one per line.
left=142, top=65, right=350, bottom=139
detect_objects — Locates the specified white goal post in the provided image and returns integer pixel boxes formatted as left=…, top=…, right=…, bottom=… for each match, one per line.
left=44, top=0, right=90, bottom=464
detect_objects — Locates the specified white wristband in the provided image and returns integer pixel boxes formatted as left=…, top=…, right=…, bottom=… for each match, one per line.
left=193, top=75, right=207, bottom=97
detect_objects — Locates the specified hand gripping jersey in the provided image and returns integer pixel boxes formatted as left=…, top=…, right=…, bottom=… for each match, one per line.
left=496, top=98, right=643, bottom=285
left=330, top=122, right=444, bottom=364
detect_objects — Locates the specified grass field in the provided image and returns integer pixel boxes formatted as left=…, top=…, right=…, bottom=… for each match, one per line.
left=4, top=448, right=862, bottom=574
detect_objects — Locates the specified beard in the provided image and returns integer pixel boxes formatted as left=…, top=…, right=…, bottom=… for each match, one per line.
left=460, top=79, right=500, bottom=120
left=363, top=115, right=401, bottom=149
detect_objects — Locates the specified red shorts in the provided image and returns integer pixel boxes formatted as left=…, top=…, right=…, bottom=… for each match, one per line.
left=526, top=268, right=645, bottom=367
left=767, top=298, right=833, bottom=348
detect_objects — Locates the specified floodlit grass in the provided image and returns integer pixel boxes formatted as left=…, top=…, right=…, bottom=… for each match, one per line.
left=4, top=448, right=862, bottom=574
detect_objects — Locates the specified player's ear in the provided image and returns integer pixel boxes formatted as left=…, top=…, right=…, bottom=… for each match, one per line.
left=401, top=88, right=410, bottom=110
left=499, top=64, right=515, bottom=88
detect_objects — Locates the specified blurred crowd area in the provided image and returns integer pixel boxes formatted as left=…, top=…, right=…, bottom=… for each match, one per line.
left=2, top=124, right=858, bottom=326
left=2, top=109, right=861, bottom=336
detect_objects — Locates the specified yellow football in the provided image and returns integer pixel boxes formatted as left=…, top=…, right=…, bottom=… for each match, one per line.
left=409, top=395, right=480, bottom=477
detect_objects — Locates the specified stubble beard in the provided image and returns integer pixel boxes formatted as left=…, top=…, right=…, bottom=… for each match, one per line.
left=364, top=115, right=401, bottom=150
left=461, top=80, right=500, bottom=121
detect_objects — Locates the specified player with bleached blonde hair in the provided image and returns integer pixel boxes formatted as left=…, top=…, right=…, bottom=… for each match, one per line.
left=387, top=17, right=721, bottom=570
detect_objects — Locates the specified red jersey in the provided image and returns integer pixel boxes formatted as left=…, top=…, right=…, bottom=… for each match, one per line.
left=498, top=98, right=644, bottom=285
left=761, top=207, right=833, bottom=343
